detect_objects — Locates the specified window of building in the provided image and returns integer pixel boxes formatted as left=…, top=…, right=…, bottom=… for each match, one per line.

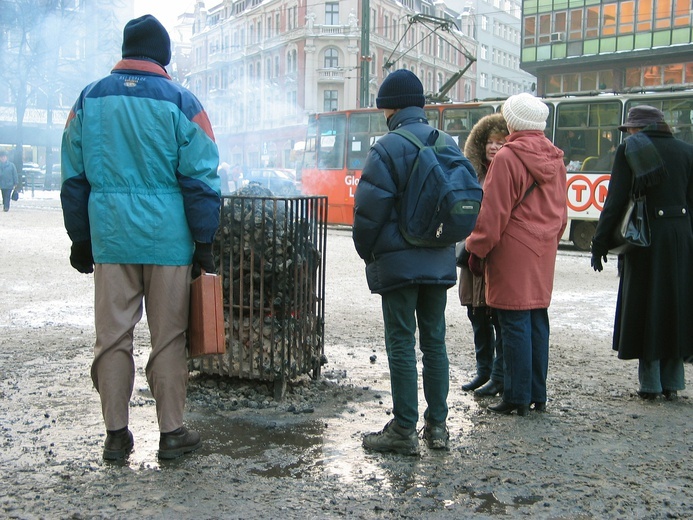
left=325, top=2, right=339, bottom=25
left=286, top=90, right=297, bottom=116
left=538, top=13, right=551, bottom=44
left=554, top=11, right=566, bottom=34
left=481, top=15, right=488, bottom=31
left=674, top=0, right=690, bottom=26
left=324, top=48, right=339, bottom=68
left=618, top=1, right=634, bottom=34
left=643, top=65, right=662, bottom=86
left=585, top=5, right=600, bottom=38
left=384, top=15, right=389, bottom=38
left=288, top=6, right=297, bottom=29
left=664, top=64, right=683, bottom=84
left=524, top=15, right=536, bottom=46
left=655, top=0, right=672, bottom=29
left=602, top=2, right=616, bottom=36
left=568, top=9, right=582, bottom=40
left=324, top=90, right=338, bottom=111
left=480, top=72, right=487, bottom=88
left=686, top=63, right=693, bottom=83
left=275, top=56, right=280, bottom=77
left=480, top=44, right=488, bottom=60
left=636, top=0, right=653, bottom=31
left=286, top=49, right=298, bottom=73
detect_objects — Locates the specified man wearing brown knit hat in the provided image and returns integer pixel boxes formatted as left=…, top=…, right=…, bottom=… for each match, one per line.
left=61, top=14, right=221, bottom=461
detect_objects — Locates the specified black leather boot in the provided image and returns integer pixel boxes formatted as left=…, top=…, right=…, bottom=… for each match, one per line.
left=488, top=400, right=529, bottom=416
left=103, top=428, right=134, bottom=460
left=461, top=374, right=490, bottom=392
left=474, top=379, right=503, bottom=397
left=158, top=426, right=202, bottom=460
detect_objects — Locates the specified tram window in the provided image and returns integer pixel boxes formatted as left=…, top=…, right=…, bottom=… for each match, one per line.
left=626, top=96, right=693, bottom=145
left=440, top=106, right=494, bottom=149
left=556, top=101, right=621, bottom=171
left=316, top=114, right=346, bottom=169
left=346, top=112, right=387, bottom=170
left=425, top=109, right=439, bottom=128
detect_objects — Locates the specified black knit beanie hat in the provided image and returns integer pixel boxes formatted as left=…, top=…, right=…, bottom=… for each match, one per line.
left=376, top=70, right=426, bottom=109
left=122, top=14, right=171, bottom=67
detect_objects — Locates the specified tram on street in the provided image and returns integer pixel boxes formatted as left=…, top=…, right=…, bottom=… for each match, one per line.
left=300, top=88, right=693, bottom=250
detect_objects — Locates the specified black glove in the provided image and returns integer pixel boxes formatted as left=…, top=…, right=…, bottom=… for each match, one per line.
left=192, top=242, right=215, bottom=279
left=70, top=240, right=94, bottom=274
left=590, top=241, right=608, bottom=272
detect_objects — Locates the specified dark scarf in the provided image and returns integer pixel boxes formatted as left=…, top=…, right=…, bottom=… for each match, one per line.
left=624, top=122, right=670, bottom=192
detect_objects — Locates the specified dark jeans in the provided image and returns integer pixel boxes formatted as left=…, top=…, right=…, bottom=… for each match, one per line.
left=638, top=358, right=685, bottom=393
left=496, top=308, right=550, bottom=405
left=381, top=284, right=449, bottom=429
left=467, top=306, right=504, bottom=383
left=1, top=188, right=11, bottom=211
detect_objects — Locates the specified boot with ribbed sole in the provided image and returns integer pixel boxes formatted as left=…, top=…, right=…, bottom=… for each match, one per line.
left=362, top=419, right=420, bottom=455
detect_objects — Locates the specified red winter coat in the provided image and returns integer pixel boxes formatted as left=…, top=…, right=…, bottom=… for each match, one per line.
left=465, top=130, right=567, bottom=310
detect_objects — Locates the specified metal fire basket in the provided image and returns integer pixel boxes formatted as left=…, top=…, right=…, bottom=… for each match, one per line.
left=193, top=191, right=328, bottom=398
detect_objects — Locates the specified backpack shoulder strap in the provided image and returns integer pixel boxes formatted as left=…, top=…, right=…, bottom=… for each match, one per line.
left=392, top=128, right=425, bottom=150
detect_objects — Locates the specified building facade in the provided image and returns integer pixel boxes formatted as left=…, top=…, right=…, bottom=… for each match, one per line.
left=520, top=0, right=693, bottom=95
left=456, top=0, right=536, bottom=100
left=0, top=0, right=132, bottom=170
left=187, top=0, right=477, bottom=169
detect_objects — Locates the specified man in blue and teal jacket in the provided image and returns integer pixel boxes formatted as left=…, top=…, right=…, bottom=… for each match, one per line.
left=60, top=14, right=221, bottom=462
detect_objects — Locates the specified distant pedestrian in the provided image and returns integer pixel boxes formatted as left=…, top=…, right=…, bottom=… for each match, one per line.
left=353, top=70, right=472, bottom=454
left=465, top=93, right=567, bottom=416
left=591, top=105, right=693, bottom=400
left=61, top=14, right=221, bottom=460
left=0, top=150, right=19, bottom=212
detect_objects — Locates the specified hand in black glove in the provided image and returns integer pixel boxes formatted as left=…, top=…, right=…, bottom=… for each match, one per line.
left=192, top=242, right=215, bottom=279
left=70, top=240, right=94, bottom=274
left=590, top=241, right=608, bottom=272
left=468, top=253, right=484, bottom=277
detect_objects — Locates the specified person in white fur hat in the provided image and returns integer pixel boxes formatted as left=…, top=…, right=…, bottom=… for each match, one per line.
left=464, top=93, right=567, bottom=416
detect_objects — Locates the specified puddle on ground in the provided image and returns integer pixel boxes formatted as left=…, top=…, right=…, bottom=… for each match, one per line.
left=473, top=492, right=543, bottom=515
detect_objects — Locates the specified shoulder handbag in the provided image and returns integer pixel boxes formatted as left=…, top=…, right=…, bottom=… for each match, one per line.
left=11, top=188, right=19, bottom=201
left=608, top=182, right=650, bottom=255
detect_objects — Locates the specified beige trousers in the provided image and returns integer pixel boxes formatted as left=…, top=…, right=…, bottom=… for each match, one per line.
left=92, top=264, right=191, bottom=433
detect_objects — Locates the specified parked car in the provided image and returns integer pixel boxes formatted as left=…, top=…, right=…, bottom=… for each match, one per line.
left=21, top=167, right=45, bottom=190
left=242, top=168, right=300, bottom=195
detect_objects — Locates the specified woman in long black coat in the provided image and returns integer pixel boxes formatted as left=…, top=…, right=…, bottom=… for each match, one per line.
left=591, top=105, right=693, bottom=400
